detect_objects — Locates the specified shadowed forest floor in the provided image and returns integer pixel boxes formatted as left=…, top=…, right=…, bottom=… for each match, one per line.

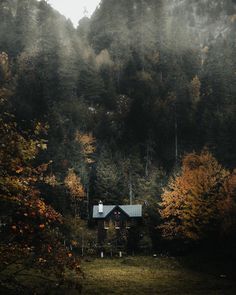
left=81, top=256, right=236, bottom=295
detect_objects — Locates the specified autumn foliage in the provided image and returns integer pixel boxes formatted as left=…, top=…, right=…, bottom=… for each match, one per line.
left=160, top=150, right=234, bottom=241
left=75, top=131, right=96, bottom=164
left=65, top=169, right=86, bottom=199
left=0, top=53, right=81, bottom=291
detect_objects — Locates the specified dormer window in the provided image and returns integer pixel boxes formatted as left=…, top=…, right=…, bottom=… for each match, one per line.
left=114, top=211, right=121, bottom=220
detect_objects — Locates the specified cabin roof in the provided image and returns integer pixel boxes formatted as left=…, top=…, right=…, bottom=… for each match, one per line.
left=92, top=204, right=142, bottom=219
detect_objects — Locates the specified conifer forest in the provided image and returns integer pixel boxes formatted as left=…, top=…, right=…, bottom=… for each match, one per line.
left=0, top=0, right=236, bottom=294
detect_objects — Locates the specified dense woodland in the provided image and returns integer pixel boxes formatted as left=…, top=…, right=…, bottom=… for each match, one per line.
left=0, top=0, right=236, bottom=292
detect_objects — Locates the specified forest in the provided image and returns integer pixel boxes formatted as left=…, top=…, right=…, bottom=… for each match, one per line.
left=0, top=0, right=236, bottom=294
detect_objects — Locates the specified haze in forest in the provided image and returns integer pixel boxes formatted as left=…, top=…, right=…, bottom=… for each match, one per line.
left=0, top=0, right=236, bottom=293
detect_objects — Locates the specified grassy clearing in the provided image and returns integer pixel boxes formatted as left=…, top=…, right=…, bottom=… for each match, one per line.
left=81, top=256, right=236, bottom=295
left=1, top=256, right=236, bottom=294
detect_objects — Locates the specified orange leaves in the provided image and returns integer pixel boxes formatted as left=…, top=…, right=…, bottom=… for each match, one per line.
left=76, top=131, right=95, bottom=152
left=64, top=169, right=85, bottom=199
left=71, top=240, right=78, bottom=247
left=218, top=170, right=236, bottom=235
left=37, top=200, right=46, bottom=215
left=223, top=169, right=236, bottom=198
left=36, top=163, right=50, bottom=174
left=75, top=131, right=96, bottom=164
left=34, top=199, right=62, bottom=222
left=39, top=224, right=45, bottom=230
left=0, top=53, right=82, bottom=284
left=160, top=150, right=230, bottom=241
left=15, top=166, right=24, bottom=174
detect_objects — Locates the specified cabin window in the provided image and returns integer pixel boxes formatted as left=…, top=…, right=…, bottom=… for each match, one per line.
left=125, top=220, right=131, bottom=229
left=104, top=220, right=110, bottom=229
left=114, top=211, right=121, bottom=219
left=115, top=221, right=120, bottom=229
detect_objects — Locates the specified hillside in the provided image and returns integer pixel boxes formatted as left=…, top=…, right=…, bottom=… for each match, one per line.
left=0, top=1, right=236, bottom=293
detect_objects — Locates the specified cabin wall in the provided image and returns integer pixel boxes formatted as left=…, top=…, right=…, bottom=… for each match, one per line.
left=97, top=220, right=106, bottom=244
left=97, top=217, right=141, bottom=247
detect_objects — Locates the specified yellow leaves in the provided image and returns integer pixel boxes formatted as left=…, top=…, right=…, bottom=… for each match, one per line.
left=0, top=176, right=29, bottom=194
left=44, top=174, right=58, bottom=187
left=37, top=201, right=46, bottom=215
left=64, top=169, right=85, bottom=199
left=160, top=150, right=230, bottom=240
left=15, top=167, right=24, bottom=174
left=223, top=169, right=236, bottom=198
left=75, top=131, right=96, bottom=163
left=218, top=170, right=236, bottom=234
left=189, top=75, right=201, bottom=104
left=76, top=131, right=95, bottom=148
left=40, top=143, right=47, bottom=150
left=71, top=240, right=78, bottom=246
left=39, top=224, right=45, bottom=229
left=0, top=52, right=11, bottom=81
left=34, top=122, right=49, bottom=135
left=230, top=14, right=236, bottom=23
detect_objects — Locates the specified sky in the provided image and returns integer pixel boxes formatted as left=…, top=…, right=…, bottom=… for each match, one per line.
left=48, top=0, right=101, bottom=27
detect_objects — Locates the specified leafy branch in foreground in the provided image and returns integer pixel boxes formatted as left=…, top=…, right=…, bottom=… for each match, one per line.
left=0, top=52, right=82, bottom=292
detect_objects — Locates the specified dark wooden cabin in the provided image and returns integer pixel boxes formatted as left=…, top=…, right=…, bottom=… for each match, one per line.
left=92, top=201, right=142, bottom=246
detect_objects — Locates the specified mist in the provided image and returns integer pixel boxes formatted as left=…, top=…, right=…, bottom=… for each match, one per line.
left=0, top=1, right=236, bottom=292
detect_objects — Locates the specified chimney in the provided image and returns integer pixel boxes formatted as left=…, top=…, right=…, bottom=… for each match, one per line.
left=98, top=200, right=103, bottom=214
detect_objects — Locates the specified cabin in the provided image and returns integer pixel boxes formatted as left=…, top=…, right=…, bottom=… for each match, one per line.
left=92, top=201, right=142, bottom=247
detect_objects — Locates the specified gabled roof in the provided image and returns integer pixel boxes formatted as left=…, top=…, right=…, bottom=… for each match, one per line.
left=93, top=205, right=116, bottom=219
left=92, top=204, right=142, bottom=219
left=120, top=205, right=142, bottom=217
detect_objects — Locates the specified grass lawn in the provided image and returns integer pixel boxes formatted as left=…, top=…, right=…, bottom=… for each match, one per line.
left=81, top=256, right=236, bottom=295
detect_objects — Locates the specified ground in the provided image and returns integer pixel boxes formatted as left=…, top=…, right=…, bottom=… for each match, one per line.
left=81, top=256, right=236, bottom=295
left=1, top=255, right=236, bottom=294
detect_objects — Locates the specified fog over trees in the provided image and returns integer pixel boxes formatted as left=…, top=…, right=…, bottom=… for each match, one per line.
left=0, top=0, right=236, bottom=293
